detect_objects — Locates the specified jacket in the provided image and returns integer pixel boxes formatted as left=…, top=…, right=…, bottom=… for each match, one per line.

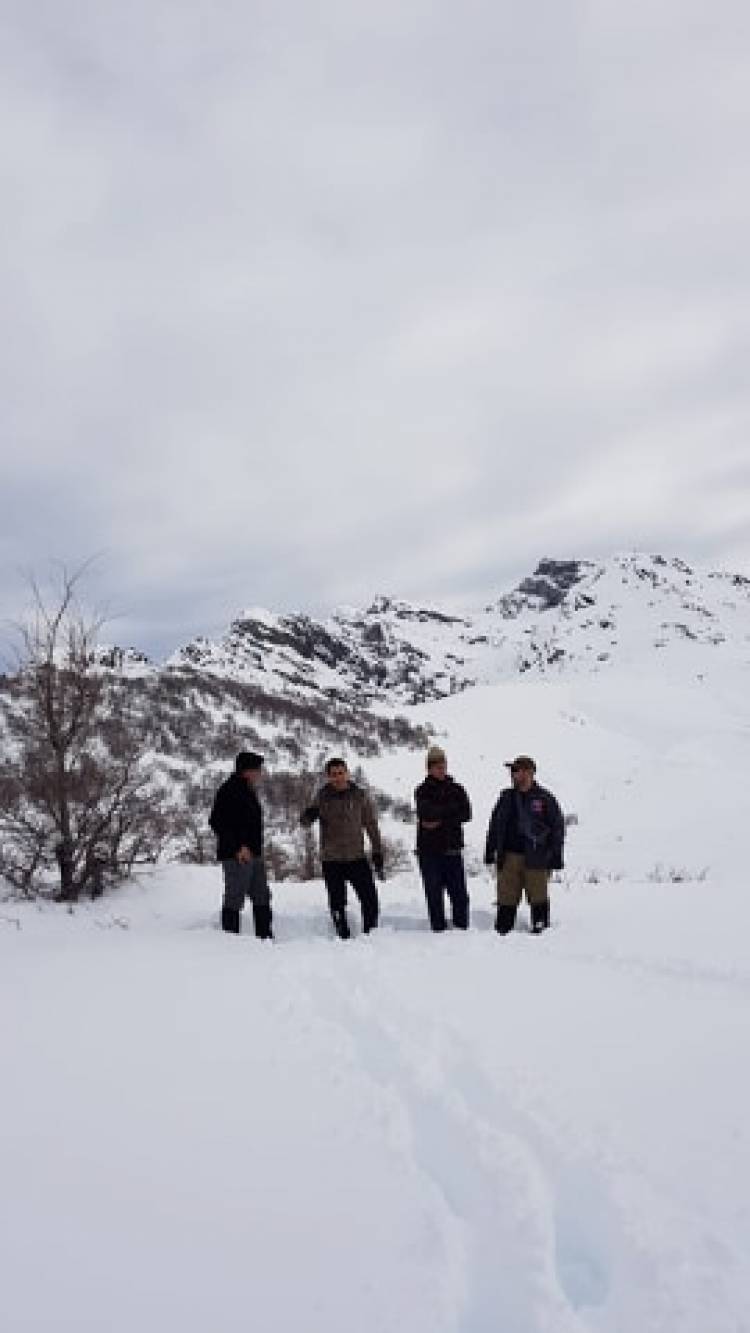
left=209, top=773, right=263, bottom=861
left=301, top=782, right=382, bottom=862
left=484, top=783, right=564, bottom=870
left=414, top=775, right=472, bottom=855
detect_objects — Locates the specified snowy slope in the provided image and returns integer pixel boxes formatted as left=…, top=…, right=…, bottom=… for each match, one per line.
left=2, top=863, right=749, bottom=1333
left=365, top=653, right=750, bottom=880
left=2, top=618, right=750, bottom=1331
left=164, top=554, right=750, bottom=707
left=4, top=551, right=745, bottom=828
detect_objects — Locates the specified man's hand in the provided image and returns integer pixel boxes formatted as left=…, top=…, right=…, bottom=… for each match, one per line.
left=420, top=820, right=441, bottom=830
left=371, top=851, right=385, bottom=881
left=237, top=846, right=253, bottom=864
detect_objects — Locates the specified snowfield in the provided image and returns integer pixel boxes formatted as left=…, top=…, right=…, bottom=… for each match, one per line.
left=2, top=660, right=750, bottom=1332
left=2, top=868, right=749, bottom=1332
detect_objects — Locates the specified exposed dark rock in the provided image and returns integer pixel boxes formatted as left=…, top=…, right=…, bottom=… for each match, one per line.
left=493, top=559, right=594, bottom=616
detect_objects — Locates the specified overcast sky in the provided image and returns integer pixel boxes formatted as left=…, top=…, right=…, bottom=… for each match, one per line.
left=2, top=0, right=749, bottom=657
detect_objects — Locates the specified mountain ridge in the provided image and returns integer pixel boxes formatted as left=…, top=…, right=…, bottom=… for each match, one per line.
left=159, top=552, right=750, bottom=707
left=2, top=551, right=748, bottom=880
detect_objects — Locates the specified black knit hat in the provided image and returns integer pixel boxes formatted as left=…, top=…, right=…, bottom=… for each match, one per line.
left=235, top=751, right=264, bottom=773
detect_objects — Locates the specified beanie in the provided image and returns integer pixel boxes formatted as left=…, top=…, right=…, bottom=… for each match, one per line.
left=235, top=751, right=264, bottom=773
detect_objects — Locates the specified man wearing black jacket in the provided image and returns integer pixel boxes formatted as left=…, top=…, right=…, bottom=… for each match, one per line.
left=209, top=751, right=272, bottom=938
left=484, top=755, right=564, bottom=935
left=415, top=746, right=472, bottom=931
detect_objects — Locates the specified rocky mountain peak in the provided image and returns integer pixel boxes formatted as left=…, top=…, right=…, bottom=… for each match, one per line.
left=158, top=552, right=748, bottom=709
left=516, top=558, right=595, bottom=609
left=488, top=558, right=596, bottom=619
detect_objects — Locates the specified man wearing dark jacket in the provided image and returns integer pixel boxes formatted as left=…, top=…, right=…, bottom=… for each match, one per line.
left=415, top=746, right=472, bottom=931
left=484, top=755, right=564, bottom=935
left=301, top=758, right=383, bottom=939
left=209, top=751, right=272, bottom=938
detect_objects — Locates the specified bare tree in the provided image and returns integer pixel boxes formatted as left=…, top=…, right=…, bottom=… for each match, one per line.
left=175, top=775, right=220, bottom=865
left=0, top=564, right=167, bottom=900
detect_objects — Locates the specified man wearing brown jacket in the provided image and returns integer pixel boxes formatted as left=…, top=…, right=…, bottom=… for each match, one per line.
left=301, top=757, right=383, bottom=938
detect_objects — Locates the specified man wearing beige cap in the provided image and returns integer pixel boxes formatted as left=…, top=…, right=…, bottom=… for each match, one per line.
left=484, top=756, right=564, bottom=934
left=414, top=746, right=472, bottom=931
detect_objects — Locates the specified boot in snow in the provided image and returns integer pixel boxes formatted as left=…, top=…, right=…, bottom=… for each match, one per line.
left=531, top=901, right=550, bottom=934
left=252, top=904, right=273, bottom=940
left=332, top=908, right=351, bottom=940
left=361, top=903, right=379, bottom=934
left=495, top=905, right=517, bottom=935
left=221, top=906, right=241, bottom=934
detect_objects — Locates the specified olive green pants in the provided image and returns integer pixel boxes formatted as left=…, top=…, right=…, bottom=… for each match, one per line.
left=497, top=852, right=550, bottom=907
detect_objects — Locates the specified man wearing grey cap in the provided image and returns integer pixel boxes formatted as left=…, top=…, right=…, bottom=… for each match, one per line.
left=484, top=756, right=564, bottom=934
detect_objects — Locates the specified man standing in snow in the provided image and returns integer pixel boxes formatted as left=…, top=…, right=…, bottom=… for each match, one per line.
left=414, top=746, right=472, bottom=931
left=484, top=756, right=564, bottom=935
left=209, top=751, right=273, bottom=938
left=300, top=758, right=383, bottom=938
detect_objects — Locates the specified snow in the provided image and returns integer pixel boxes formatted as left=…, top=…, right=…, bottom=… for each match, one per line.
left=2, top=556, right=750, bottom=1331
left=162, top=554, right=750, bottom=708
left=2, top=865, right=749, bottom=1332
left=1, top=837, right=750, bottom=1327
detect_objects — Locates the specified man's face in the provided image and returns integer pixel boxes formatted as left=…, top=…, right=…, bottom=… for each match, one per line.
left=328, top=764, right=349, bottom=791
left=242, top=768, right=263, bottom=787
left=511, top=765, right=534, bottom=792
left=428, top=759, right=447, bottom=781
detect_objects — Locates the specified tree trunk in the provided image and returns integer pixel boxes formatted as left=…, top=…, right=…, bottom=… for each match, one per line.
left=55, top=761, right=77, bottom=901
left=55, top=837, right=76, bottom=900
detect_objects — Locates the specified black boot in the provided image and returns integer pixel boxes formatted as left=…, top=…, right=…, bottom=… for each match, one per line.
left=451, top=896, right=470, bottom=930
left=253, top=904, right=273, bottom=940
left=361, top=905, right=379, bottom=934
left=531, top=901, right=550, bottom=934
left=495, top=905, right=517, bottom=935
left=332, top=908, right=351, bottom=939
left=221, top=906, right=241, bottom=934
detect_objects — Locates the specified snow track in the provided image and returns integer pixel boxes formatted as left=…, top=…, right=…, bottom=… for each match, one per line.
left=289, top=937, right=748, bottom=1333
left=309, top=962, right=591, bottom=1333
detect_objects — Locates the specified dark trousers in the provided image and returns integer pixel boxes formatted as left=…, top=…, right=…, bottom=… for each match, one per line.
left=418, top=852, right=469, bottom=931
left=221, top=858, right=272, bottom=937
left=322, top=858, right=379, bottom=931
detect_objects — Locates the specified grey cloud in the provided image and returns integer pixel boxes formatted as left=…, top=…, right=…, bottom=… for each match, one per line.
left=1, top=0, right=749, bottom=657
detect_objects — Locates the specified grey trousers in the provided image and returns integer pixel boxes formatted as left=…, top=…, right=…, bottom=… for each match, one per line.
left=221, top=857, right=271, bottom=911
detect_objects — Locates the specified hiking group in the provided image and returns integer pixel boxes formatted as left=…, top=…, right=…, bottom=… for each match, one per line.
left=209, top=747, right=565, bottom=940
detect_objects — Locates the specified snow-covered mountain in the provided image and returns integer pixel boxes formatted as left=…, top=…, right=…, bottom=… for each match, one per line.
left=4, top=556, right=750, bottom=1328
left=2, top=552, right=747, bottom=878
left=165, top=553, right=750, bottom=704
left=4, top=554, right=750, bottom=1333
